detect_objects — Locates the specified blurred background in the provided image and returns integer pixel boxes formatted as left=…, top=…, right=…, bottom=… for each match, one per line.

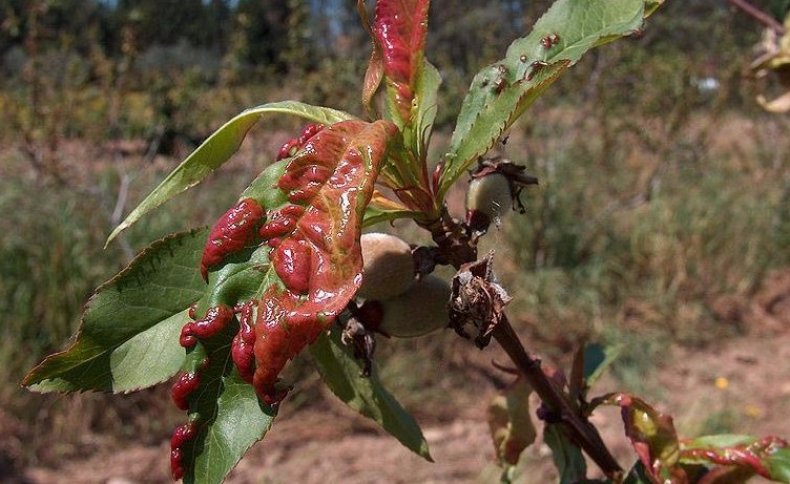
left=1, top=0, right=789, bottom=482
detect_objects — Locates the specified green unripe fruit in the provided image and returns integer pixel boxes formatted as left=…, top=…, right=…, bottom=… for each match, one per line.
left=358, top=233, right=415, bottom=301
left=466, top=173, right=512, bottom=225
left=378, top=275, right=451, bottom=338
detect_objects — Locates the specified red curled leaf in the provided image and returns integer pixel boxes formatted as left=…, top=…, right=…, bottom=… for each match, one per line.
left=372, top=0, right=431, bottom=122
left=253, top=119, right=397, bottom=405
left=200, top=198, right=265, bottom=280
left=679, top=435, right=790, bottom=481
left=598, top=393, right=682, bottom=483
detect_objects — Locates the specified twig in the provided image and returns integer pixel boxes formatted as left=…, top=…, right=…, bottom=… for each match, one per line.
left=492, top=315, right=623, bottom=480
left=728, top=0, right=786, bottom=34
left=426, top=209, right=623, bottom=479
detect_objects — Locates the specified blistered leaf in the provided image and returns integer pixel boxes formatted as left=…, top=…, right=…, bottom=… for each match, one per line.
left=174, top=120, right=396, bottom=483
left=437, top=0, right=664, bottom=200
left=544, top=424, right=588, bottom=484
left=309, top=330, right=432, bottom=461
left=24, top=229, right=207, bottom=393
left=680, top=434, right=790, bottom=483
left=107, top=102, right=355, bottom=245
left=487, top=379, right=536, bottom=466
left=249, top=120, right=398, bottom=404
left=175, top=243, right=274, bottom=483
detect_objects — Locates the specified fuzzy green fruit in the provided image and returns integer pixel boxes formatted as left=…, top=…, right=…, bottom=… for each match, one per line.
left=358, top=232, right=415, bottom=301
left=378, top=275, right=451, bottom=338
left=466, top=173, right=512, bottom=230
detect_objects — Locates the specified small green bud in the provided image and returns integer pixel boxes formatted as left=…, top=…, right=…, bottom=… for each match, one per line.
left=466, top=173, right=512, bottom=231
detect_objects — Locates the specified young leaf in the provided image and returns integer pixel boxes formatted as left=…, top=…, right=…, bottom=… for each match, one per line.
left=24, top=229, right=208, bottom=393
left=106, top=102, right=355, bottom=246
left=372, top=0, right=431, bottom=126
left=437, top=0, right=665, bottom=200
left=602, top=393, right=680, bottom=483
left=309, top=330, right=432, bottom=461
left=487, top=378, right=536, bottom=466
left=371, top=0, right=438, bottom=214
left=544, top=423, right=588, bottom=484
left=363, top=190, right=418, bottom=227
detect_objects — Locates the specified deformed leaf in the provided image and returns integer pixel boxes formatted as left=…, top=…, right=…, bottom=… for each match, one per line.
left=249, top=120, right=398, bottom=405
left=309, top=330, right=432, bottom=461
left=603, top=393, right=680, bottom=482
left=24, top=229, right=208, bottom=393
left=680, top=434, right=790, bottom=483
left=438, top=0, right=665, bottom=199
left=487, top=378, right=536, bottom=466
left=107, top=102, right=355, bottom=245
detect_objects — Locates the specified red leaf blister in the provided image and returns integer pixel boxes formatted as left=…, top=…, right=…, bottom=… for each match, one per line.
left=373, top=0, right=431, bottom=121
left=252, top=119, right=397, bottom=405
left=200, top=198, right=265, bottom=280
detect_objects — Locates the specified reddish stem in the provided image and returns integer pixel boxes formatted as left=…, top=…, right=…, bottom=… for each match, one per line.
left=728, top=0, right=786, bottom=34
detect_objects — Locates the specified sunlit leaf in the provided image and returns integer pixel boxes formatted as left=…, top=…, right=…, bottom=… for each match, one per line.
left=309, top=330, right=432, bottom=461
left=602, top=393, right=680, bottom=482
left=437, top=0, right=665, bottom=200
left=487, top=378, right=536, bottom=466
left=23, top=229, right=207, bottom=393
left=107, top=101, right=355, bottom=245
left=363, top=190, right=418, bottom=226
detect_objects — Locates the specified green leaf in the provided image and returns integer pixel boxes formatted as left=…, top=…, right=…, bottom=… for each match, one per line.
left=106, top=101, right=355, bottom=246
left=544, top=424, right=587, bottom=484
left=409, top=60, right=441, bottom=165
left=182, top=352, right=277, bottom=484
left=24, top=229, right=208, bottom=393
left=768, top=448, right=790, bottom=482
left=437, top=0, right=664, bottom=200
left=309, top=330, right=432, bottom=461
left=487, top=379, right=536, bottom=466
left=583, top=343, right=623, bottom=387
